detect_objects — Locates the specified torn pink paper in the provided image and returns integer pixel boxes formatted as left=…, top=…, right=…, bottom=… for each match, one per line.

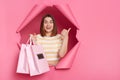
left=16, top=4, right=47, bottom=32
left=54, top=4, right=79, bottom=29
left=56, top=42, right=80, bottom=69
left=16, top=4, right=80, bottom=69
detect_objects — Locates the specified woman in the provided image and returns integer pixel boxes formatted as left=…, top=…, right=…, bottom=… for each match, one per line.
left=30, top=14, right=71, bottom=66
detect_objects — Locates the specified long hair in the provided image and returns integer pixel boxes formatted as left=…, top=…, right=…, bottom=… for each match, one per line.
left=40, top=14, right=57, bottom=37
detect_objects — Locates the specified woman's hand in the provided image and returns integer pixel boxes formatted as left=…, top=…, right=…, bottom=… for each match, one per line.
left=61, top=28, right=71, bottom=40
left=30, top=33, right=37, bottom=41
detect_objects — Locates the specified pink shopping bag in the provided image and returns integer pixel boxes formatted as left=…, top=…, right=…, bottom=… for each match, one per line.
left=16, top=44, right=29, bottom=74
left=26, top=44, right=50, bottom=76
left=16, top=37, right=50, bottom=76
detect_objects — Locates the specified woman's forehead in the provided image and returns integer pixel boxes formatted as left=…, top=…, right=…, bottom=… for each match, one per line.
left=44, top=17, right=53, bottom=21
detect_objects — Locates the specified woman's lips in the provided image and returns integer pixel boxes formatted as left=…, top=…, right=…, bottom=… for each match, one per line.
left=46, top=26, right=51, bottom=29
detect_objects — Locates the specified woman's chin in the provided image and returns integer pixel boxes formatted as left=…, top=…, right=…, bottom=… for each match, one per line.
left=46, top=30, right=52, bottom=33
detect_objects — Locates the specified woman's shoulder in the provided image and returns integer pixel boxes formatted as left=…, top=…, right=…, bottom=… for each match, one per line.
left=36, top=34, right=43, bottom=38
left=56, top=34, right=61, bottom=37
left=54, top=34, right=62, bottom=39
left=52, top=34, right=62, bottom=38
left=36, top=34, right=41, bottom=36
left=30, top=33, right=42, bottom=38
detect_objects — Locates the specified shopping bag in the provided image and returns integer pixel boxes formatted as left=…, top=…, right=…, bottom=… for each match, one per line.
left=26, top=44, right=50, bottom=76
left=16, top=37, right=50, bottom=76
left=16, top=44, right=29, bottom=74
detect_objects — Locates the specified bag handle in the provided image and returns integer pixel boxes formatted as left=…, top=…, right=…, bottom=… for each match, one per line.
left=26, top=36, right=33, bottom=45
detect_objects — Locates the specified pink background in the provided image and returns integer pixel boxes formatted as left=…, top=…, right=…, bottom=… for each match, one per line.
left=0, top=0, right=120, bottom=80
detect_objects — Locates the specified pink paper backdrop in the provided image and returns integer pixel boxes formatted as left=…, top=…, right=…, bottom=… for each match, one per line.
left=0, top=0, right=120, bottom=80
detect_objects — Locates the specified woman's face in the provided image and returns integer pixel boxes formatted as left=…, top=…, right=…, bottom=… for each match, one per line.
left=43, top=17, right=54, bottom=33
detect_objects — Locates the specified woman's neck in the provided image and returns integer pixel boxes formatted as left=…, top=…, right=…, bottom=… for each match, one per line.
left=45, top=32, right=52, bottom=37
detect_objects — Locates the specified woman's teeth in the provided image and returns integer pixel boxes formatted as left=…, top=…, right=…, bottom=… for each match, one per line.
left=46, top=27, right=51, bottom=29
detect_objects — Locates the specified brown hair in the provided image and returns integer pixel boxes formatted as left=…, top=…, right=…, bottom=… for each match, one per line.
left=40, top=14, right=57, bottom=37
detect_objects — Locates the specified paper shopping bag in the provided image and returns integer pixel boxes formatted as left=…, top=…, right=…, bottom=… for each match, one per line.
left=16, top=44, right=29, bottom=74
left=26, top=44, right=50, bottom=76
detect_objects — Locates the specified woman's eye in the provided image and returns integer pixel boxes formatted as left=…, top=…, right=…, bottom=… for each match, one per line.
left=50, top=21, right=53, bottom=23
left=44, top=21, right=48, bottom=24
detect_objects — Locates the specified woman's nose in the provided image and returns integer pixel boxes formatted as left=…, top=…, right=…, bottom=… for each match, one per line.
left=47, top=22, right=51, bottom=25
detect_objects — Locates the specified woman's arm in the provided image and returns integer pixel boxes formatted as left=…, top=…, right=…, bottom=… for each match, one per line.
left=58, top=28, right=71, bottom=58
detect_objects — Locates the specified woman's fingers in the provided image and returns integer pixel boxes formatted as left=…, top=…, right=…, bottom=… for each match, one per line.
left=30, top=33, right=37, bottom=40
left=68, top=28, right=71, bottom=32
left=61, top=28, right=71, bottom=35
left=30, top=34, right=33, bottom=37
left=33, top=33, right=36, bottom=35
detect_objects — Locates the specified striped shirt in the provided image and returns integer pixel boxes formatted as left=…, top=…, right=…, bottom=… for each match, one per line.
left=33, top=34, right=62, bottom=62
